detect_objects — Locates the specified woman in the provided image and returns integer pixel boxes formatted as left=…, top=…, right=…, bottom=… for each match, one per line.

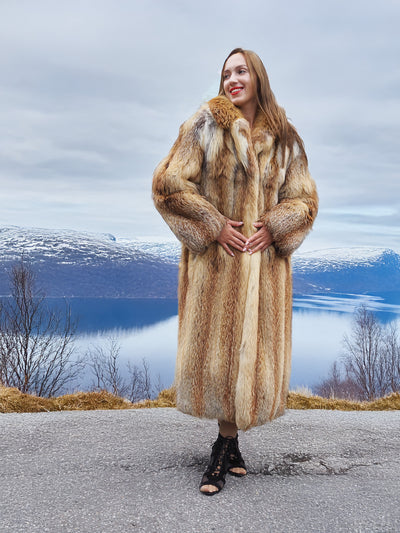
left=152, top=48, right=318, bottom=495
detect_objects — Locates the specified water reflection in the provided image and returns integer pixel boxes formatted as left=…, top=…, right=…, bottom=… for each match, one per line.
left=291, top=310, right=352, bottom=388
left=71, top=295, right=400, bottom=392
left=293, top=292, right=400, bottom=320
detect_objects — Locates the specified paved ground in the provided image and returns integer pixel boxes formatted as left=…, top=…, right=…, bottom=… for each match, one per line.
left=0, top=407, right=399, bottom=533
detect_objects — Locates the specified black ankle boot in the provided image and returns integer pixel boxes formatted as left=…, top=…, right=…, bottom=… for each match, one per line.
left=199, top=433, right=232, bottom=495
left=227, top=434, right=247, bottom=477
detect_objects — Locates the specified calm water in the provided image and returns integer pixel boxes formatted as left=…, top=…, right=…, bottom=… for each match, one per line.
left=64, top=294, right=400, bottom=392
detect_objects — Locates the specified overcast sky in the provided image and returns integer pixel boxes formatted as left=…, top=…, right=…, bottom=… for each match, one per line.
left=0, top=0, right=399, bottom=252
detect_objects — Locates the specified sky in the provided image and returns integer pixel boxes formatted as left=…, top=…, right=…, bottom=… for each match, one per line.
left=0, top=0, right=399, bottom=253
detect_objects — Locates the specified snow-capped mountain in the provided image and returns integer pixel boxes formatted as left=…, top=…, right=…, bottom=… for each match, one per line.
left=0, top=226, right=179, bottom=297
left=292, top=247, right=400, bottom=295
left=0, top=226, right=180, bottom=266
left=0, top=225, right=399, bottom=298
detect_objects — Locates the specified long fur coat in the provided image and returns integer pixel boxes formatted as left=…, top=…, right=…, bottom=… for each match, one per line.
left=152, top=96, right=318, bottom=430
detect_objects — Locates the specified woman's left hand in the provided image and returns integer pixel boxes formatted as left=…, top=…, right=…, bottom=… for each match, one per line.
left=243, top=222, right=273, bottom=254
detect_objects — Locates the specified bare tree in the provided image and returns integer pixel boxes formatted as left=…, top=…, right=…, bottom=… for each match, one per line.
left=341, top=306, right=400, bottom=400
left=126, top=360, right=151, bottom=403
left=342, top=306, right=384, bottom=400
left=87, top=337, right=128, bottom=397
left=381, top=323, right=400, bottom=394
left=314, top=361, right=364, bottom=400
left=126, top=361, right=144, bottom=402
left=153, top=372, right=165, bottom=397
left=0, top=259, right=80, bottom=396
left=87, top=337, right=155, bottom=402
left=141, top=357, right=152, bottom=400
left=314, top=306, right=400, bottom=401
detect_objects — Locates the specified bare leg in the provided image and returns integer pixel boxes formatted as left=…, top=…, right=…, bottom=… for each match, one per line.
left=218, top=420, right=238, bottom=438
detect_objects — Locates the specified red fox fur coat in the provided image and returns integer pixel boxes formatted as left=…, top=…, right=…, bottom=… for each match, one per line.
left=152, top=96, right=318, bottom=430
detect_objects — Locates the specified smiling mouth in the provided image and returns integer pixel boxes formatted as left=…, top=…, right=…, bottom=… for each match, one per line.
left=230, top=87, right=243, bottom=95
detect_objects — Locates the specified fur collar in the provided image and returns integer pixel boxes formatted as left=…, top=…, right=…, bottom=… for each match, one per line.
left=208, top=96, right=243, bottom=129
left=208, top=96, right=274, bottom=161
left=208, top=95, right=270, bottom=134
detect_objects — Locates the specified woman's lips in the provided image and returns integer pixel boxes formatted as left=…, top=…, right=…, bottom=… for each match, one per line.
left=230, top=87, right=243, bottom=95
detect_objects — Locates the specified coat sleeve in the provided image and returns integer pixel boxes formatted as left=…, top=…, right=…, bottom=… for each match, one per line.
left=152, top=112, right=226, bottom=254
left=259, top=140, right=318, bottom=257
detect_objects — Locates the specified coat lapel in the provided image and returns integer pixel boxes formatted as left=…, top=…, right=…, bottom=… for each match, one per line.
left=208, top=96, right=274, bottom=174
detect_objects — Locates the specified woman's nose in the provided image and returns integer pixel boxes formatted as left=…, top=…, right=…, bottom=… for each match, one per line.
left=229, top=73, right=238, bottom=85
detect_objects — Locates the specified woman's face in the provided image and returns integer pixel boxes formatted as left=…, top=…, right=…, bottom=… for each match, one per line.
left=222, top=53, right=257, bottom=109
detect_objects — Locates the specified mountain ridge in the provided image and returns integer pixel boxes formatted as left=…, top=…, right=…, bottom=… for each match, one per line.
left=0, top=225, right=399, bottom=298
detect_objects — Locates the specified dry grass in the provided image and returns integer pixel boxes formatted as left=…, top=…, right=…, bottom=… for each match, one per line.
left=0, top=387, right=132, bottom=413
left=287, top=391, right=400, bottom=411
left=1, top=385, right=399, bottom=414
left=130, top=387, right=177, bottom=409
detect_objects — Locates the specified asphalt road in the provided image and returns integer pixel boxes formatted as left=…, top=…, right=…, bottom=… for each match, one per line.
left=1, top=408, right=399, bottom=533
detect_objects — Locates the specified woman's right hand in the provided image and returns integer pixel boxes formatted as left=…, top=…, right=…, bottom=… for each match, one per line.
left=216, top=219, right=247, bottom=257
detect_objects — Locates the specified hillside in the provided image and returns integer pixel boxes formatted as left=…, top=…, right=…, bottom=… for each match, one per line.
left=0, top=225, right=399, bottom=299
left=0, top=226, right=178, bottom=298
left=292, top=247, right=400, bottom=295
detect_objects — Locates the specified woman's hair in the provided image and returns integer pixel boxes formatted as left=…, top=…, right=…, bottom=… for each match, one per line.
left=219, top=48, right=303, bottom=157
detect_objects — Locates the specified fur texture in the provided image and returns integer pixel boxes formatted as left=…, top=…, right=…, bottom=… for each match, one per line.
left=152, top=96, right=318, bottom=430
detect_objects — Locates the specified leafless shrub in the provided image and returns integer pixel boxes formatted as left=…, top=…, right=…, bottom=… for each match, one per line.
left=314, top=361, right=364, bottom=400
left=87, top=337, right=127, bottom=397
left=342, top=306, right=383, bottom=400
left=140, top=357, right=152, bottom=400
left=314, top=306, right=400, bottom=401
left=153, top=372, right=165, bottom=397
left=87, top=337, right=155, bottom=402
left=126, top=360, right=145, bottom=402
left=343, top=306, right=400, bottom=400
left=381, top=323, right=400, bottom=394
left=126, top=358, right=156, bottom=401
left=0, top=259, right=81, bottom=397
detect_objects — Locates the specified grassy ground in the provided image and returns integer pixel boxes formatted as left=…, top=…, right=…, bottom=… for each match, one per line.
left=287, top=391, right=400, bottom=411
left=1, top=385, right=399, bottom=414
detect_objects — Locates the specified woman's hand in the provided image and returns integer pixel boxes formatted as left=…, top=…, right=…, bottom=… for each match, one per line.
left=243, top=222, right=273, bottom=254
left=217, top=219, right=247, bottom=257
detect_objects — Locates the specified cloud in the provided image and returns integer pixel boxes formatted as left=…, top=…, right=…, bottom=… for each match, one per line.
left=0, top=0, right=399, bottom=250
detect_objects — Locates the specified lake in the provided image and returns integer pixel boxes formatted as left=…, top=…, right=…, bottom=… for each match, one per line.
left=65, top=294, right=400, bottom=393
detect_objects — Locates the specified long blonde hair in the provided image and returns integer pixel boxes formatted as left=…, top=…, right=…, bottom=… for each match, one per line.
left=219, top=48, right=304, bottom=158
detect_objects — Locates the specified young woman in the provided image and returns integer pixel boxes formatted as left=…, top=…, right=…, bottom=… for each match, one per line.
left=152, top=48, right=318, bottom=495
